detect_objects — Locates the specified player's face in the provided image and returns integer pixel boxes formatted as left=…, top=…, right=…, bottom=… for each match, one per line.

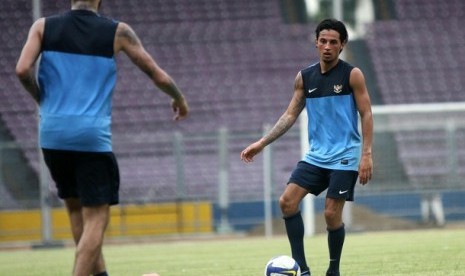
left=315, top=29, right=344, bottom=64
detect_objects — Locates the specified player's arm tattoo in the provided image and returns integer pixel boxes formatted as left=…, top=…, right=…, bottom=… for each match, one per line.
left=261, top=115, right=294, bottom=145
left=262, top=83, right=305, bottom=146
left=117, top=25, right=139, bottom=46
left=117, top=25, right=184, bottom=101
left=156, top=79, right=184, bottom=101
left=117, top=25, right=154, bottom=77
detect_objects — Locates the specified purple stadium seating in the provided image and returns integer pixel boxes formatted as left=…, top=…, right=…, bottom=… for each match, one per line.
left=366, top=2, right=465, bottom=187
left=394, top=0, right=465, bottom=20
left=0, top=0, right=314, bottom=207
left=4, top=1, right=465, bottom=208
left=366, top=18, right=465, bottom=104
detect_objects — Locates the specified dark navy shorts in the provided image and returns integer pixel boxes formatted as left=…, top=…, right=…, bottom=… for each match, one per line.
left=42, top=149, right=120, bottom=206
left=288, top=161, right=358, bottom=201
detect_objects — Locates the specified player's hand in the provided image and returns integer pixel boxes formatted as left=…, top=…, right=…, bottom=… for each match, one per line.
left=358, top=152, right=373, bottom=185
left=240, top=141, right=265, bottom=163
left=171, top=97, right=189, bottom=121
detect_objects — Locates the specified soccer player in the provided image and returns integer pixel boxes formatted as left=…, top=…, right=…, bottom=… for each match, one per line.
left=15, top=1, right=189, bottom=275
left=241, top=19, right=373, bottom=276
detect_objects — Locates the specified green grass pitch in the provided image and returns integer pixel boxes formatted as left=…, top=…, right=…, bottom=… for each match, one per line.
left=0, top=229, right=464, bottom=275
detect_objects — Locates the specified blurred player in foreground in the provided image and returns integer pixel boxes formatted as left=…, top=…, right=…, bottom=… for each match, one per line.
left=241, top=19, right=373, bottom=276
left=16, top=0, right=189, bottom=275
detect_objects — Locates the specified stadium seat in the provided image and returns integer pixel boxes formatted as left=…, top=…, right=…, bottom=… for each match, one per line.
left=0, top=0, right=316, bottom=208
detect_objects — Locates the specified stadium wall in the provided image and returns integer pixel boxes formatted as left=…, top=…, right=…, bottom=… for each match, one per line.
left=0, top=201, right=212, bottom=242
left=213, top=190, right=465, bottom=234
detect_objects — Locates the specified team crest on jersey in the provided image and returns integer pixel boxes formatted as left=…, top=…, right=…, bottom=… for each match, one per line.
left=333, top=84, right=343, bottom=93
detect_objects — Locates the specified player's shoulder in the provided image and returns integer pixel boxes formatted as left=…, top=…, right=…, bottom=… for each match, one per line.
left=340, top=59, right=363, bottom=77
left=96, top=12, right=120, bottom=25
left=115, top=21, right=130, bottom=32
left=301, top=62, right=319, bottom=72
left=28, top=17, right=45, bottom=35
left=339, top=59, right=365, bottom=81
left=338, top=59, right=356, bottom=71
left=114, top=21, right=138, bottom=44
left=33, top=17, right=46, bottom=27
left=349, top=66, right=366, bottom=87
left=300, top=62, right=319, bottom=78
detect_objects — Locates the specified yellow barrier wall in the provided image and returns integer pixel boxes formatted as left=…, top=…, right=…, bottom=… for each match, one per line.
left=0, top=201, right=212, bottom=242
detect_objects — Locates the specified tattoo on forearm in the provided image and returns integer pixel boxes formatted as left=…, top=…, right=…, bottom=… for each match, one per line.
left=263, top=89, right=304, bottom=145
left=158, top=82, right=183, bottom=100
left=263, top=115, right=293, bottom=145
left=260, top=72, right=304, bottom=145
left=117, top=25, right=183, bottom=101
left=138, top=60, right=154, bottom=77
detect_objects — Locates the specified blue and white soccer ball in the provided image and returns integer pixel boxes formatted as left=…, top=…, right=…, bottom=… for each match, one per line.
left=264, top=255, right=301, bottom=276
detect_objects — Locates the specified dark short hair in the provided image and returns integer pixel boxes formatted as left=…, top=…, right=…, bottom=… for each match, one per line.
left=315, top=19, right=348, bottom=44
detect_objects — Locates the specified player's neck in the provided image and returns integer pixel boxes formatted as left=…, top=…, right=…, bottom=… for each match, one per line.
left=320, top=59, right=340, bottom=74
left=72, top=2, right=98, bottom=13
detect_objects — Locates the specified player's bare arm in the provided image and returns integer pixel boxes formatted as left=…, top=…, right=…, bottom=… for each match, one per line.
left=241, top=72, right=306, bottom=163
left=261, top=72, right=306, bottom=144
left=350, top=67, right=373, bottom=184
left=15, top=18, right=44, bottom=103
left=114, top=22, right=188, bottom=120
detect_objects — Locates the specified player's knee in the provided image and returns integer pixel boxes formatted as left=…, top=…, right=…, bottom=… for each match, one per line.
left=324, top=208, right=342, bottom=228
left=279, top=195, right=298, bottom=216
left=324, top=208, right=337, bottom=222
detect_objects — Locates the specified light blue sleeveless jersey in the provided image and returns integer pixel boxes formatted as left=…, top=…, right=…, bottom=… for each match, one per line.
left=301, top=60, right=361, bottom=171
left=38, top=10, right=118, bottom=152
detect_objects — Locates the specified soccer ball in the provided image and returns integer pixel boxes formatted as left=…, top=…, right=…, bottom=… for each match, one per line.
left=264, top=255, right=301, bottom=276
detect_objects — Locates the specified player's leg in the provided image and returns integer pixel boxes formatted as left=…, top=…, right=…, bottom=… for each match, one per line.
left=280, top=183, right=310, bottom=275
left=73, top=152, right=119, bottom=276
left=281, top=161, right=329, bottom=275
left=92, top=250, right=107, bottom=276
left=324, top=197, right=345, bottom=229
left=73, top=204, right=110, bottom=276
left=65, top=198, right=107, bottom=275
left=324, top=197, right=345, bottom=276
left=65, top=198, right=83, bottom=244
left=324, top=170, right=358, bottom=276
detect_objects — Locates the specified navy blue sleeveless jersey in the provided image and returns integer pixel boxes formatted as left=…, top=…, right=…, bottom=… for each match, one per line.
left=301, top=60, right=361, bottom=171
left=38, top=10, right=118, bottom=152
